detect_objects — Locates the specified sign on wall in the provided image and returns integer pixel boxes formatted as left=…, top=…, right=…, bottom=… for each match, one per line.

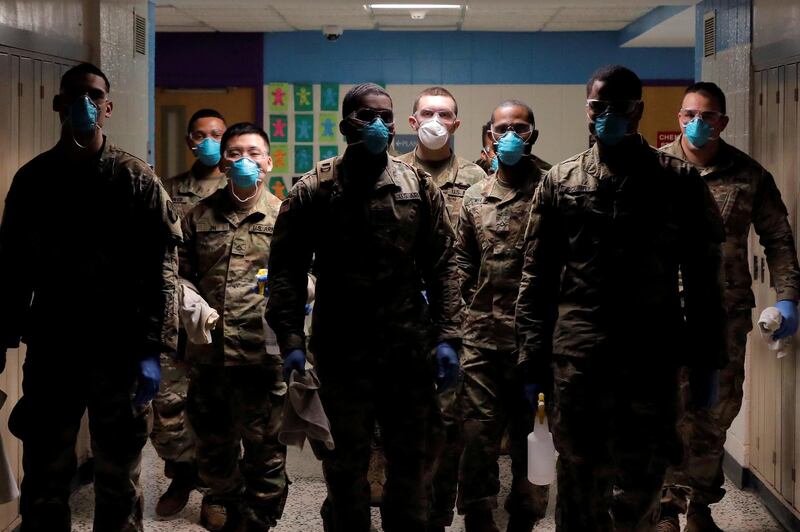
left=266, top=82, right=344, bottom=197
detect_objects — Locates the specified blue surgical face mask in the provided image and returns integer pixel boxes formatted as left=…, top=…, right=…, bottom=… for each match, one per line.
left=193, top=137, right=221, bottom=166
left=360, top=118, right=391, bottom=155
left=594, top=112, right=629, bottom=146
left=495, top=132, right=526, bottom=166
left=490, top=155, right=499, bottom=173
left=227, top=157, right=261, bottom=189
left=69, top=95, right=99, bottom=136
left=684, top=117, right=714, bottom=148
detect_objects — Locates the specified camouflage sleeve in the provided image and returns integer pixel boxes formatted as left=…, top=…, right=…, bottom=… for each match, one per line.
left=0, top=170, right=33, bottom=349
left=177, top=209, right=198, bottom=284
left=454, top=196, right=480, bottom=305
left=753, top=170, right=800, bottom=302
left=265, top=179, right=316, bottom=355
left=679, top=171, right=727, bottom=369
left=515, top=173, right=564, bottom=371
left=418, top=178, right=463, bottom=347
left=139, top=175, right=183, bottom=358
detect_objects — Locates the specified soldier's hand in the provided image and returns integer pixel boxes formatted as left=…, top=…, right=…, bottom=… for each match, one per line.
left=774, top=299, right=799, bottom=340
left=283, top=349, right=306, bottom=383
left=434, top=342, right=459, bottom=391
left=134, top=354, right=161, bottom=407
left=688, top=367, right=719, bottom=410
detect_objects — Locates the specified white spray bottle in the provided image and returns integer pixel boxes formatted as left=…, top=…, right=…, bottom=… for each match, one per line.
left=527, top=392, right=556, bottom=486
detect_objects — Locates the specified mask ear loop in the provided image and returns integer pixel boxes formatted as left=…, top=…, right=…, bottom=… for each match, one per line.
left=230, top=178, right=262, bottom=203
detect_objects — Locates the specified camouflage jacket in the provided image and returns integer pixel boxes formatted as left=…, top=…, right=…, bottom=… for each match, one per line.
left=516, top=136, right=727, bottom=371
left=265, top=154, right=463, bottom=355
left=0, top=139, right=182, bottom=358
left=163, top=167, right=227, bottom=219
left=179, top=187, right=283, bottom=366
left=396, top=149, right=487, bottom=228
left=661, top=135, right=800, bottom=310
left=456, top=163, right=548, bottom=351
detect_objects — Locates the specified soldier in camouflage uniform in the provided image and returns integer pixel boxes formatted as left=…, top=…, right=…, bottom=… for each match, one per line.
left=383, top=86, right=485, bottom=531
left=516, top=66, right=728, bottom=531
left=474, top=122, right=495, bottom=175
left=455, top=100, right=550, bottom=532
left=658, top=83, right=800, bottom=532
left=152, top=108, right=228, bottom=517
left=266, top=83, right=463, bottom=532
left=0, top=63, right=181, bottom=532
left=180, top=123, right=287, bottom=532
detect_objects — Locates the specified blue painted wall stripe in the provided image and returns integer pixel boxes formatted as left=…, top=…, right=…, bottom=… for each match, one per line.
left=263, top=30, right=694, bottom=85
left=619, top=5, right=691, bottom=46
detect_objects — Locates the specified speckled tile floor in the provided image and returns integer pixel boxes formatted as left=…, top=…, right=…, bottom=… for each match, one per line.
left=68, top=442, right=785, bottom=531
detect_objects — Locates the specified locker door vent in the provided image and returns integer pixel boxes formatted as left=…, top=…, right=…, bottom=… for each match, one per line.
left=703, top=11, right=716, bottom=58
left=134, top=14, right=147, bottom=55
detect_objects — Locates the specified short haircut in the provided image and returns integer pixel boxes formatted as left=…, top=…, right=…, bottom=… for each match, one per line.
left=220, top=122, right=271, bottom=153
left=586, top=64, right=642, bottom=100
left=684, top=81, right=727, bottom=114
left=187, top=109, right=226, bottom=134
left=481, top=122, right=491, bottom=144
left=412, top=86, right=458, bottom=116
left=60, top=62, right=110, bottom=93
left=491, top=100, right=535, bottom=127
left=342, top=83, right=392, bottom=118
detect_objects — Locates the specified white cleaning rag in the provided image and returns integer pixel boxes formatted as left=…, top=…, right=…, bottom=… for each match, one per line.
left=758, top=307, right=792, bottom=359
left=178, top=279, right=219, bottom=345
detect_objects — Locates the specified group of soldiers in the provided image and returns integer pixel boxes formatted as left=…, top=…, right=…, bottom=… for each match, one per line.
left=0, top=60, right=798, bottom=532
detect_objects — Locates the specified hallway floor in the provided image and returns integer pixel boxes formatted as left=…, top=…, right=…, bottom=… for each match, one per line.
left=69, top=442, right=785, bottom=531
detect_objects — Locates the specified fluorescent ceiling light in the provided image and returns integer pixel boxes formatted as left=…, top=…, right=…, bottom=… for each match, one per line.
left=366, top=4, right=463, bottom=9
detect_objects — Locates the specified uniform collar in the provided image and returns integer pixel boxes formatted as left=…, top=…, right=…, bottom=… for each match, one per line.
left=668, top=133, right=736, bottom=176
left=585, top=134, right=651, bottom=179
left=412, top=148, right=459, bottom=185
left=217, top=185, right=270, bottom=227
left=485, top=169, right=539, bottom=205
left=176, top=170, right=227, bottom=197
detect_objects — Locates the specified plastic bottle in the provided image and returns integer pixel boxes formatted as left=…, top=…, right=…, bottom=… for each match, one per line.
left=527, top=392, right=556, bottom=486
left=257, top=268, right=268, bottom=296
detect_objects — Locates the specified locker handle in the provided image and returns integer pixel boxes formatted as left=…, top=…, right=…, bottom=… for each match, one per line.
left=753, top=254, right=759, bottom=281
left=761, top=256, right=766, bottom=283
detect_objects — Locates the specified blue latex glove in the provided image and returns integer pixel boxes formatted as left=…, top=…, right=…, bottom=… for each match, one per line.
left=304, top=303, right=313, bottom=315
left=435, top=342, right=459, bottom=390
left=283, top=349, right=306, bottom=383
left=134, top=354, right=161, bottom=406
left=523, top=383, right=540, bottom=410
left=774, top=299, right=799, bottom=340
left=688, top=367, right=719, bottom=410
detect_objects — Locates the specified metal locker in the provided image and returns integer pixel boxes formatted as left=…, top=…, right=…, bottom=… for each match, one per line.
left=32, top=59, right=42, bottom=157
left=40, top=61, right=58, bottom=150
left=17, top=57, right=36, bottom=170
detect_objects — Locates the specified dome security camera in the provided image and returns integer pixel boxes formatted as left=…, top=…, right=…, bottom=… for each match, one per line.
left=323, top=25, right=343, bottom=41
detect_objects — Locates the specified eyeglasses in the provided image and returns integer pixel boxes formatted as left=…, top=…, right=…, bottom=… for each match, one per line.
left=679, top=108, right=725, bottom=122
left=586, top=99, right=641, bottom=115
left=189, top=129, right=225, bottom=142
left=348, top=108, right=394, bottom=125
left=490, top=123, right=533, bottom=139
left=61, top=89, right=108, bottom=107
left=415, top=108, right=456, bottom=123
left=223, top=149, right=268, bottom=160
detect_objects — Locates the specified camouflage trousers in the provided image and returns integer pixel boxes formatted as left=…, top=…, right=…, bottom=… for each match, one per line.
left=457, top=345, right=549, bottom=521
left=312, top=343, right=437, bottom=532
left=9, top=350, right=149, bottom=532
left=662, top=310, right=752, bottom=511
left=368, top=366, right=464, bottom=526
left=150, top=351, right=194, bottom=467
left=552, top=355, right=681, bottom=532
left=186, top=364, right=288, bottom=527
